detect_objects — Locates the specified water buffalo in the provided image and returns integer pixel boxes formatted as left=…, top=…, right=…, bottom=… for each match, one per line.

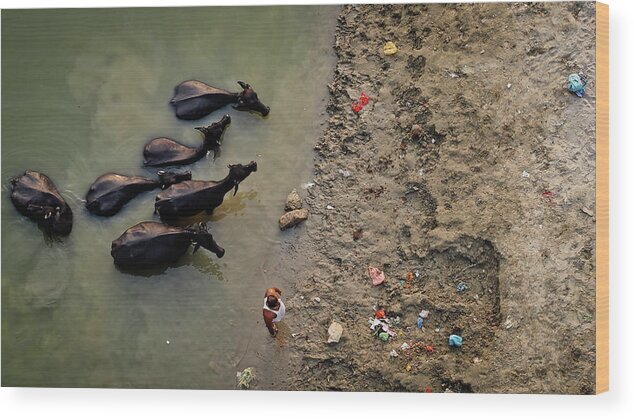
left=170, top=80, right=270, bottom=120
left=9, top=170, right=73, bottom=236
left=86, top=170, right=191, bottom=217
left=143, top=114, right=231, bottom=167
left=111, top=221, right=225, bottom=268
left=155, top=161, right=257, bottom=219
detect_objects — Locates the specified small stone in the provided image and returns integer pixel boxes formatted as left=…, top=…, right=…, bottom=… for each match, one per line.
left=581, top=207, right=594, bottom=217
left=522, top=170, right=530, bottom=178
left=279, top=208, right=310, bottom=230
left=166, top=340, right=170, bottom=344
left=507, top=83, right=512, bottom=89
left=285, top=189, right=303, bottom=211
left=390, top=350, right=399, bottom=358
left=473, top=357, right=481, bottom=364
left=327, top=322, right=344, bottom=343
left=326, top=205, right=335, bottom=210
left=411, top=124, right=422, bottom=140
left=435, top=328, right=440, bottom=333
left=338, top=169, right=351, bottom=178
left=314, top=297, right=321, bottom=303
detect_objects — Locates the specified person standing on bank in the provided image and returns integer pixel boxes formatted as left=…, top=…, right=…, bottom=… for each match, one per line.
left=263, top=287, right=285, bottom=336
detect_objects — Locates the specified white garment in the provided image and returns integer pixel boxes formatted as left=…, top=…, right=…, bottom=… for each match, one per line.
left=263, top=297, right=286, bottom=323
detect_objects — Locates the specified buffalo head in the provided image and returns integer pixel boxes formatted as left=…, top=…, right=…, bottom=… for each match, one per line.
left=227, top=161, right=258, bottom=196
left=233, top=81, right=270, bottom=117
left=191, top=223, right=225, bottom=258
left=195, top=114, right=231, bottom=150
left=39, top=204, right=73, bottom=236
left=157, top=170, right=192, bottom=189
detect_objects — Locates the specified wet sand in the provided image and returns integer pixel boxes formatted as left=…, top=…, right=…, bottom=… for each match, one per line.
left=269, top=2, right=596, bottom=394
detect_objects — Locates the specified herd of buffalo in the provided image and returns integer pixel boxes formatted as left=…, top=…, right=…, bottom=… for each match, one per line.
left=9, top=80, right=269, bottom=270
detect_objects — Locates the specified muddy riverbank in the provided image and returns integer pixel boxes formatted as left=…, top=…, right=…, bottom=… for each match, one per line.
left=269, top=2, right=597, bottom=394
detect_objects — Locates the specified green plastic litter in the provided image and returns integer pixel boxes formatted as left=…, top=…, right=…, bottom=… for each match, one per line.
left=379, top=332, right=390, bottom=342
left=236, top=367, right=255, bottom=389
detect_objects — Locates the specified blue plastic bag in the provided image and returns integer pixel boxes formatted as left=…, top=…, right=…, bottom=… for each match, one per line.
left=567, top=73, right=586, bottom=97
left=449, top=334, right=463, bottom=348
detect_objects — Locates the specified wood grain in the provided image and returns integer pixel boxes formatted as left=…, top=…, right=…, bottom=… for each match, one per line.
left=595, top=1, right=609, bottom=395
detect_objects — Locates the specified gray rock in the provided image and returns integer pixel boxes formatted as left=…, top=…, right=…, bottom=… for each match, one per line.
left=327, top=322, right=343, bottom=344
left=285, top=189, right=303, bottom=211
left=279, top=208, right=310, bottom=230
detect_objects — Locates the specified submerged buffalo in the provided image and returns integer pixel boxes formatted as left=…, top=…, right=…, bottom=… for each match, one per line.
left=143, top=114, right=231, bottom=167
left=170, top=80, right=270, bottom=120
left=111, top=221, right=224, bottom=268
left=85, top=171, right=191, bottom=217
left=9, top=170, right=73, bottom=236
left=155, top=161, right=258, bottom=219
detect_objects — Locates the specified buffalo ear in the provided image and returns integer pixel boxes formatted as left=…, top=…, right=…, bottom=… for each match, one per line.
left=237, top=81, right=249, bottom=90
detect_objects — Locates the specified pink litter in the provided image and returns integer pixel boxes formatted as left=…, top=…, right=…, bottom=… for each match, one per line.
left=368, top=265, right=385, bottom=286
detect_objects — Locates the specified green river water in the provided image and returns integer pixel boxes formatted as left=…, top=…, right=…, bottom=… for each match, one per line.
left=1, top=5, right=338, bottom=388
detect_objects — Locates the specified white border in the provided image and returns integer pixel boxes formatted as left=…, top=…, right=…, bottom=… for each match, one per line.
left=1, top=0, right=632, bottom=418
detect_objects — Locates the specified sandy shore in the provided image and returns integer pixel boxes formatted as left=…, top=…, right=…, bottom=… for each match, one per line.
left=272, top=2, right=596, bottom=394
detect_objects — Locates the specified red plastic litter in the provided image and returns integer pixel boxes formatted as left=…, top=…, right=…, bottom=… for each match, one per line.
left=352, top=92, right=371, bottom=113
left=426, top=387, right=432, bottom=393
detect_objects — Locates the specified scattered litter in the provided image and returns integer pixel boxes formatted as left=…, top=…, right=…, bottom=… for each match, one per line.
left=301, top=182, right=315, bottom=189
left=383, top=41, right=398, bottom=56
left=326, top=205, right=335, bottom=210
left=390, top=349, right=399, bottom=358
left=166, top=340, right=170, bottom=344
left=405, top=271, right=414, bottom=288
left=338, top=169, right=351, bottom=178
left=236, top=367, right=255, bottom=389
left=449, top=335, right=463, bottom=348
left=405, top=363, right=412, bottom=371
left=426, top=387, right=432, bottom=393
left=473, top=357, right=481, bottom=364
left=417, top=310, right=429, bottom=329
left=543, top=190, right=555, bottom=206
left=314, top=297, right=321, bottom=303
left=370, top=316, right=397, bottom=340
left=392, top=316, right=401, bottom=327
left=401, top=341, right=435, bottom=359
left=375, top=309, right=386, bottom=319
left=352, top=92, right=370, bottom=113
left=507, top=83, right=512, bottom=89
left=581, top=207, right=594, bottom=217
left=379, top=332, right=390, bottom=342
left=368, top=265, right=385, bottom=286
left=504, top=316, right=514, bottom=330
left=291, top=333, right=302, bottom=339
left=456, top=282, right=469, bottom=293
left=327, top=321, right=344, bottom=343
left=567, top=73, right=588, bottom=97
left=522, top=170, right=530, bottom=178
left=435, top=328, right=440, bottom=333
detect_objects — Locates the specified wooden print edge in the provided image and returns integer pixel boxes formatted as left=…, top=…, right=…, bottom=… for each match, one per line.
left=595, top=0, right=609, bottom=395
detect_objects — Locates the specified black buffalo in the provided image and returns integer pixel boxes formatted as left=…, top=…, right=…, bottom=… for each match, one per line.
left=143, top=114, right=231, bottom=167
left=86, top=171, right=191, bottom=217
left=111, top=221, right=224, bottom=268
left=170, top=80, right=270, bottom=120
left=9, top=170, right=73, bottom=236
left=155, top=161, right=257, bottom=220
